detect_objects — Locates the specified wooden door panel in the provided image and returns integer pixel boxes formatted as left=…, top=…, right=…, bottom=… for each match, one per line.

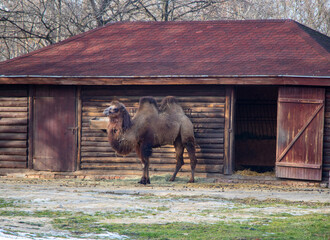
left=33, top=86, right=76, bottom=171
left=276, top=87, right=325, bottom=180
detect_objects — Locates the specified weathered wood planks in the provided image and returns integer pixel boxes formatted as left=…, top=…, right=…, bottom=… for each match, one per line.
left=0, top=86, right=28, bottom=168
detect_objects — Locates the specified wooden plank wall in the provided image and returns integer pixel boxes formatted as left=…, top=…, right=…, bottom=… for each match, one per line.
left=0, top=86, right=28, bottom=168
left=80, top=85, right=226, bottom=177
left=323, top=88, right=330, bottom=181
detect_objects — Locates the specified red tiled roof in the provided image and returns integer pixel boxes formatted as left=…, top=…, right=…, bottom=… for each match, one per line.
left=0, top=20, right=329, bottom=77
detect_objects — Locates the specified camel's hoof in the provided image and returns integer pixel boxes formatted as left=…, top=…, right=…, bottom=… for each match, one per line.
left=188, top=179, right=195, bottom=183
left=169, top=177, right=175, bottom=182
left=138, top=178, right=150, bottom=185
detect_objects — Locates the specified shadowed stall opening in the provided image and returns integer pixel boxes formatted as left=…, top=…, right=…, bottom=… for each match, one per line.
left=235, top=86, right=278, bottom=173
left=323, top=88, right=330, bottom=181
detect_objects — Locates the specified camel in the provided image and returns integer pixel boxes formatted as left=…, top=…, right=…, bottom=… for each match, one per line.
left=103, top=96, right=197, bottom=184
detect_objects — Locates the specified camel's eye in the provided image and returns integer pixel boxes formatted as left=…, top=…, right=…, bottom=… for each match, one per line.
left=112, top=108, right=119, bottom=113
left=112, top=128, right=118, bottom=134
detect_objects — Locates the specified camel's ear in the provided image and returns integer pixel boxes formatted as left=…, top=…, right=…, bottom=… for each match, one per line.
left=121, top=108, right=131, bottom=131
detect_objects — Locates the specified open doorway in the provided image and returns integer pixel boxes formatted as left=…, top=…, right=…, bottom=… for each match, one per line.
left=235, top=86, right=278, bottom=173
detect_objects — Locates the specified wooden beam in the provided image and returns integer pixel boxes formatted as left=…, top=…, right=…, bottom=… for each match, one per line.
left=76, top=86, right=82, bottom=171
left=28, top=85, right=34, bottom=169
left=0, top=126, right=27, bottom=133
left=0, top=76, right=329, bottom=86
left=276, top=162, right=321, bottom=169
left=279, top=98, right=324, bottom=104
left=0, top=161, right=27, bottom=168
left=89, top=117, right=108, bottom=130
left=224, top=86, right=235, bottom=175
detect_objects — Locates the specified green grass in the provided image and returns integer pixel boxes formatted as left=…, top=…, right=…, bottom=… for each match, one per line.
left=232, top=197, right=330, bottom=208
left=51, top=213, right=330, bottom=239
left=138, top=193, right=330, bottom=209
left=52, top=214, right=101, bottom=234
left=155, top=206, right=170, bottom=212
left=0, top=198, right=22, bottom=208
left=95, top=209, right=155, bottom=219
left=1, top=183, right=329, bottom=240
left=1, top=204, right=329, bottom=239
left=0, top=209, right=73, bottom=218
left=0, top=210, right=32, bottom=216
left=116, top=214, right=329, bottom=239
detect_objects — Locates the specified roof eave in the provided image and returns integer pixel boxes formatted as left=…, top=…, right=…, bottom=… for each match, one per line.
left=0, top=75, right=329, bottom=86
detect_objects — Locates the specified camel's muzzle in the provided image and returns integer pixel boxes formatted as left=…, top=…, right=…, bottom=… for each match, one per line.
left=103, top=106, right=119, bottom=116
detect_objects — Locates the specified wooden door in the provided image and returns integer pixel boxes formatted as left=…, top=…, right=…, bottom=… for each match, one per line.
left=33, top=86, right=77, bottom=171
left=276, top=87, right=325, bottom=181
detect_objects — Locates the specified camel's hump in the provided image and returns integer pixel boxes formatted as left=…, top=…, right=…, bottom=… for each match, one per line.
left=138, top=97, right=159, bottom=110
left=161, top=96, right=177, bottom=105
left=159, top=96, right=183, bottom=113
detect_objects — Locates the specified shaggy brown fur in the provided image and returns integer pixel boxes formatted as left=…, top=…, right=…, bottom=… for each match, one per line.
left=103, top=96, right=197, bottom=184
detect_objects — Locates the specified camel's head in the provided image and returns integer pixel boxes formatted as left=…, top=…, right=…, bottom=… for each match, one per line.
left=103, top=101, right=126, bottom=118
left=103, top=101, right=131, bottom=131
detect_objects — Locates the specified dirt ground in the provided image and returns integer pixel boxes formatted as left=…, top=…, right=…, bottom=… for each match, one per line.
left=0, top=176, right=329, bottom=239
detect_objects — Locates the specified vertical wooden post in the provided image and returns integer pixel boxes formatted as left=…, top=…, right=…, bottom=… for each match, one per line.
left=224, top=86, right=235, bottom=175
left=76, top=86, right=82, bottom=171
left=28, top=85, right=34, bottom=169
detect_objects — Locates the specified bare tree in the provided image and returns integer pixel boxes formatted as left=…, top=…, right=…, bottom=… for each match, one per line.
left=129, top=0, right=229, bottom=21
left=279, top=0, right=329, bottom=35
left=89, top=0, right=140, bottom=26
left=0, top=0, right=98, bottom=60
left=0, top=0, right=141, bottom=60
left=216, top=0, right=329, bottom=35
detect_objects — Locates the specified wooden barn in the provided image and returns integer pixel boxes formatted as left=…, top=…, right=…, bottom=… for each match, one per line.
left=0, top=20, right=329, bottom=183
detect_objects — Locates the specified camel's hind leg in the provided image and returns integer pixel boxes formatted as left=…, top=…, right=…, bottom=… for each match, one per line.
left=186, top=137, right=197, bottom=183
left=169, top=137, right=184, bottom=182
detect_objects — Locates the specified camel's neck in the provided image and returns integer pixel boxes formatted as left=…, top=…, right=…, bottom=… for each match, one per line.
left=107, top=118, right=135, bottom=156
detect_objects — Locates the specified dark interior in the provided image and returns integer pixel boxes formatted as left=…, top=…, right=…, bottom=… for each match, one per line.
left=235, top=86, right=278, bottom=172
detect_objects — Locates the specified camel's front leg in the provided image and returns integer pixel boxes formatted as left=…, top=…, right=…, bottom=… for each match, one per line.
left=139, top=160, right=150, bottom=185
left=136, top=143, right=152, bottom=185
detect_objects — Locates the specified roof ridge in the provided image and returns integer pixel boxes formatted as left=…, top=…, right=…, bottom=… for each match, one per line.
left=103, top=19, right=292, bottom=27
left=288, top=20, right=329, bottom=59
